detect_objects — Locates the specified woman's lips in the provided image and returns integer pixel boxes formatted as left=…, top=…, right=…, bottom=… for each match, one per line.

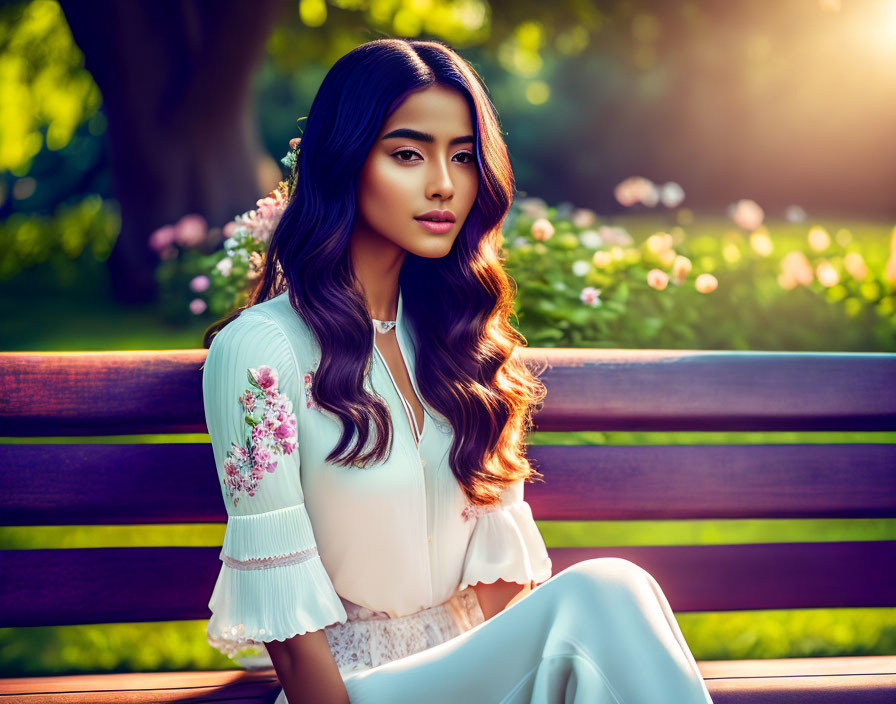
left=414, top=218, right=454, bottom=234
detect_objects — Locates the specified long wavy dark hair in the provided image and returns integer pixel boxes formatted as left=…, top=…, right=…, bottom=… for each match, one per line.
left=203, top=37, right=547, bottom=506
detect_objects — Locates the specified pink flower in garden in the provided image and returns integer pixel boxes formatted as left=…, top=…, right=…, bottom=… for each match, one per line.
left=671, top=255, right=692, bottom=285
left=781, top=251, right=814, bottom=287
left=807, top=226, right=831, bottom=253
left=579, top=286, right=602, bottom=307
left=531, top=217, right=555, bottom=241
left=598, top=226, right=633, bottom=246
left=190, top=275, right=210, bottom=292
left=174, top=214, right=208, bottom=248
left=571, top=208, right=597, bottom=228
left=750, top=228, right=774, bottom=257
left=731, top=199, right=764, bottom=231
left=149, top=225, right=176, bottom=252
left=778, top=271, right=798, bottom=290
left=189, top=298, right=207, bottom=315
left=843, top=252, right=868, bottom=281
left=615, top=176, right=658, bottom=207
left=816, top=260, right=839, bottom=287
left=695, top=273, right=718, bottom=293
left=647, top=268, right=669, bottom=290
left=222, top=221, right=240, bottom=238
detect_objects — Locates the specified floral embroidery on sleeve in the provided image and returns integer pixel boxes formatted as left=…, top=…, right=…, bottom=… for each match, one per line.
left=461, top=503, right=502, bottom=522
left=222, top=365, right=298, bottom=507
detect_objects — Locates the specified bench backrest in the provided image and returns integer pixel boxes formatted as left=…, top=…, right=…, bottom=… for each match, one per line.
left=1, top=348, right=894, bottom=628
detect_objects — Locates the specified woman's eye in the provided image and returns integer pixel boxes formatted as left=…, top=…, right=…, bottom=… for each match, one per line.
left=391, top=150, right=476, bottom=164
left=393, top=149, right=421, bottom=162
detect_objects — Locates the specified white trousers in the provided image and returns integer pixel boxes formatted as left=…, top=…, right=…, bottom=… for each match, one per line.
left=332, top=558, right=714, bottom=704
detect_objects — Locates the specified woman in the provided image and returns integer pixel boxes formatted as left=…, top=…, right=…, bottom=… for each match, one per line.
left=201, top=37, right=714, bottom=704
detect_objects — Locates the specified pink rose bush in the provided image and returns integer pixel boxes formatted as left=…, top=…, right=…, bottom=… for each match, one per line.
left=222, top=365, right=298, bottom=507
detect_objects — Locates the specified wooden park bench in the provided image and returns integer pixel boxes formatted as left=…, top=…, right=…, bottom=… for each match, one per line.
left=1, top=347, right=894, bottom=702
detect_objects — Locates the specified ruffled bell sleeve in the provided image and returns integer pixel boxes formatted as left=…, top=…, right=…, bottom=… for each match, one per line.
left=202, top=310, right=347, bottom=660
left=458, top=478, right=553, bottom=591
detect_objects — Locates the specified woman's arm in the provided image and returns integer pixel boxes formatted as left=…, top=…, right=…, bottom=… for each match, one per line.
left=265, top=629, right=350, bottom=704
left=471, top=578, right=533, bottom=621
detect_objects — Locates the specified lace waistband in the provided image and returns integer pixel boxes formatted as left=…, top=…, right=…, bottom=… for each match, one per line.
left=324, top=587, right=486, bottom=676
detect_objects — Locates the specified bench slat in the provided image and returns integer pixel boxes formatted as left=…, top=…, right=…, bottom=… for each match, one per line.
left=525, top=443, right=896, bottom=520
left=0, top=657, right=893, bottom=704
left=524, top=349, right=896, bottom=431
left=3, top=350, right=895, bottom=435
left=3, top=442, right=894, bottom=526
left=2, top=542, right=893, bottom=627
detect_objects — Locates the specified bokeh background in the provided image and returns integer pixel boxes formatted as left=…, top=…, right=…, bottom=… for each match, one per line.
left=1, top=0, right=894, bottom=679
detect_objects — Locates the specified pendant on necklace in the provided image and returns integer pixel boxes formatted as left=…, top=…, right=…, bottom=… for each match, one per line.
left=372, top=318, right=396, bottom=334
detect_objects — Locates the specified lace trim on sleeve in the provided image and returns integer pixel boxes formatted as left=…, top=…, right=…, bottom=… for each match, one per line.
left=219, top=545, right=319, bottom=571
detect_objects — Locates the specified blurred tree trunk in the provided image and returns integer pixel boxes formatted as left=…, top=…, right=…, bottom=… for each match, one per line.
left=60, top=0, right=290, bottom=304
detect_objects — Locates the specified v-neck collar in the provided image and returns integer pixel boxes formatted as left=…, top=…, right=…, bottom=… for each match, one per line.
left=374, top=287, right=428, bottom=446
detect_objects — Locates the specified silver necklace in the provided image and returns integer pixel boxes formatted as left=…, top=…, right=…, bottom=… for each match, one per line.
left=372, top=318, right=396, bottom=333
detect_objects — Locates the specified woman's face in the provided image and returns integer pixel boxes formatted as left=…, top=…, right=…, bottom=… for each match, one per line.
left=355, top=84, right=480, bottom=258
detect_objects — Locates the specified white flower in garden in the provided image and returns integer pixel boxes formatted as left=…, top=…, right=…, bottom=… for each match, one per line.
left=531, top=217, right=555, bottom=241
left=660, top=182, right=685, bottom=208
left=592, top=250, right=613, bottom=268
left=579, top=229, right=603, bottom=249
left=816, top=260, right=839, bottom=287
left=807, top=226, right=831, bottom=253
left=695, top=273, right=718, bottom=293
left=190, top=275, right=210, bottom=292
left=223, top=237, right=239, bottom=254
left=647, top=268, right=669, bottom=290
left=785, top=205, right=806, bottom=223
left=572, top=260, right=591, bottom=276
left=518, top=197, right=549, bottom=218
left=571, top=208, right=597, bottom=228
left=580, top=286, right=602, bottom=306
left=843, top=252, right=868, bottom=280
left=512, top=237, right=529, bottom=249
left=730, top=199, right=764, bottom=231
left=750, top=228, right=774, bottom=257
left=189, top=298, right=207, bottom=315
left=216, top=257, right=234, bottom=277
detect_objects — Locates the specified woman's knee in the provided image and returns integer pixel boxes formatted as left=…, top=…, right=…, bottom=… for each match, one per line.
left=557, top=557, right=651, bottom=600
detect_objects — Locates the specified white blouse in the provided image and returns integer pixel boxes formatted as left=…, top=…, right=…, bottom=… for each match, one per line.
left=202, top=287, right=552, bottom=668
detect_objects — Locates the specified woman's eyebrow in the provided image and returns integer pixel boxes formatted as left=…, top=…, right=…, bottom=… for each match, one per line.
left=381, top=128, right=474, bottom=145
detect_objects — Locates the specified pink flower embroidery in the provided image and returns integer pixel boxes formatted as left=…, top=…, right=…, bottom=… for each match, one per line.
left=461, top=503, right=502, bottom=522
left=304, top=366, right=320, bottom=410
left=222, top=365, right=298, bottom=507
